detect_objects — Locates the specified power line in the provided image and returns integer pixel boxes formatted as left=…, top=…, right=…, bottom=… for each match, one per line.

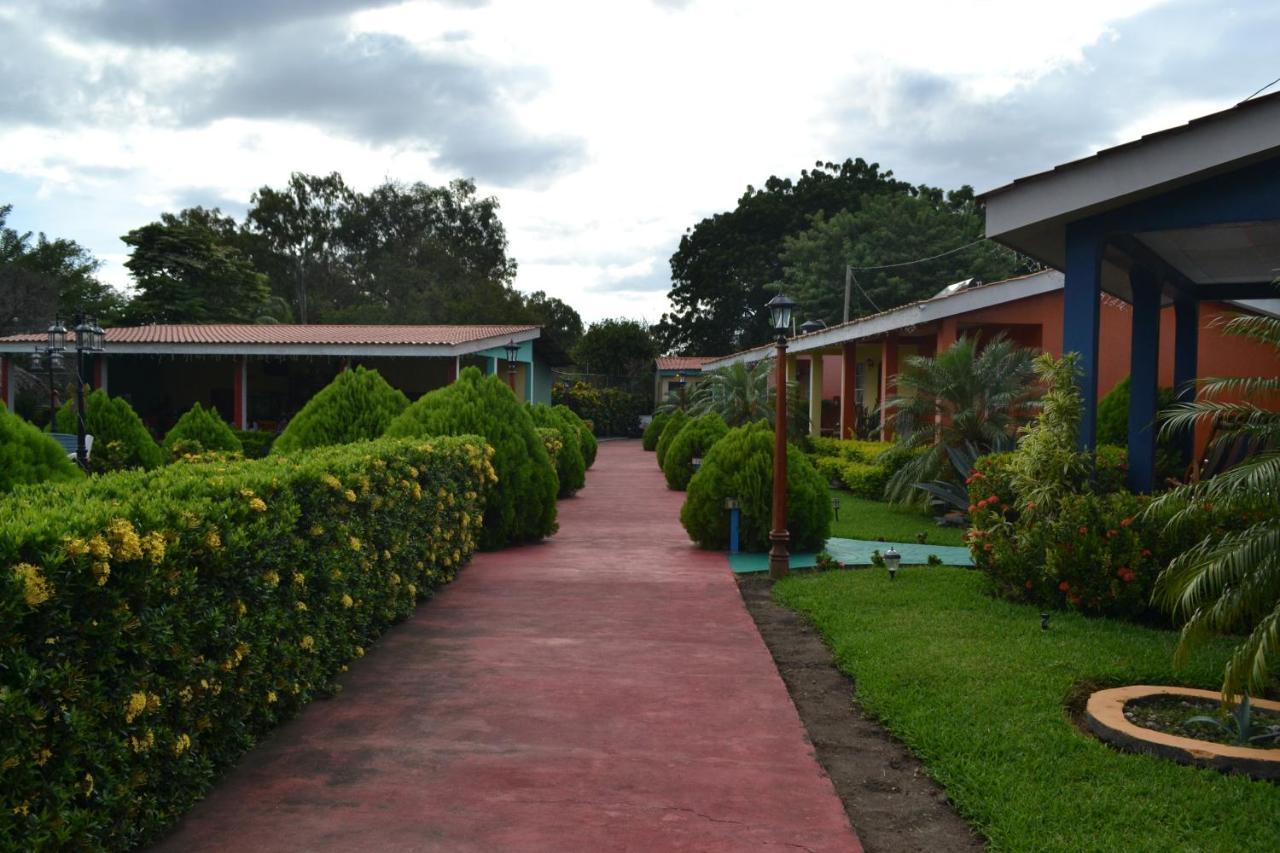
left=1243, top=75, right=1280, bottom=102
left=847, top=237, right=986, bottom=272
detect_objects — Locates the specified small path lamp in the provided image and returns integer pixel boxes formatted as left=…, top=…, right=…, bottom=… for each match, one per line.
left=504, top=339, right=519, bottom=393
left=72, top=313, right=105, bottom=469
left=32, top=318, right=67, bottom=422
left=883, top=546, right=901, bottom=580
left=766, top=293, right=797, bottom=580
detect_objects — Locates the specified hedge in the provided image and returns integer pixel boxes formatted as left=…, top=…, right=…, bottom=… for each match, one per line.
left=552, top=381, right=647, bottom=437
left=641, top=412, right=670, bottom=451
left=556, top=405, right=597, bottom=469
left=54, top=390, right=165, bottom=472
left=272, top=366, right=409, bottom=454
left=233, top=430, right=276, bottom=460
left=681, top=421, right=832, bottom=551
left=654, top=409, right=688, bottom=469
left=385, top=367, right=557, bottom=549
left=1, top=403, right=82, bottom=493
left=806, top=437, right=914, bottom=498
left=530, top=404, right=586, bottom=497
left=661, top=413, right=728, bottom=491
left=163, top=403, right=242, bottom=457
left=0, top=436, right=494, bottom=849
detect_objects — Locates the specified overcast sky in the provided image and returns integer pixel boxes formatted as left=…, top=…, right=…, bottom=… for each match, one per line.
left=1, top=0, right=1275, bottom=324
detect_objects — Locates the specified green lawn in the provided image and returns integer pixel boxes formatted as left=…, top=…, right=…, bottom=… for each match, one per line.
left=828, top=488, right=966, bottom=547
left=775, top=567, right=1280, bottom=852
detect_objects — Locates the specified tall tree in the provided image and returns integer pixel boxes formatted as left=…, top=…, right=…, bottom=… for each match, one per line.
left=572, top=318, right=657, bottom=385
left=121, top=219, right=270, bottom=323
left=656, top=159, right=912, bottom=355
left=522, top=290, right=583, bottom=351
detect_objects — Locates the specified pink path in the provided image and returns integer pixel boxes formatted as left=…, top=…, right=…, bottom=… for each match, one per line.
left=154, top=440, right=860, bottom=852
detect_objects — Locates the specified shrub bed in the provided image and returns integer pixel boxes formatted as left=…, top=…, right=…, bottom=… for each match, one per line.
left=1, top=403, right=82, bottom=493
left=271, top=366, right=409, bottom=454
left=54, top=390, right=165, bottom=472
left=163, top=403, right=242, bottom=457
left=552, top=381, right=647, bottom=437
left=0, top=436, right=493, bottom=849
left=662, top=413, right=727, bottom=491
left=681, top=421, right=832, bottom=551
left=805, top=437, right=914, bottom=498
left=385, top=367, right=557, bottom=549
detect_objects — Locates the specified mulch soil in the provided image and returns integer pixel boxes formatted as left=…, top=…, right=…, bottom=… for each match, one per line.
left=737, top=574, right=986, bottom=853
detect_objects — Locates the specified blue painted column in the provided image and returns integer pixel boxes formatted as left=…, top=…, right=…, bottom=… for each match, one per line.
left=1173, top=298, right=1199, bottom=465
left=1127, top=268, right=1162, bottom=492
left=1063, top=223, right=1105, bottom=449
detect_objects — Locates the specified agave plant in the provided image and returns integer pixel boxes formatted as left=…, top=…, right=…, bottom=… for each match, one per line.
left=882, top=333, right=1039, bottom=503
left=1149, top=308, right=1280, bottom=702
left=1184, top=692, right=1280, bottom=746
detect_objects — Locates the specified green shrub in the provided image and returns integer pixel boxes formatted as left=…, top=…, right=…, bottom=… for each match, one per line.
left=0, top=403, right=82, bottom=493
left=556, top=405, right=596, bottom=469
left=536, top=426, right=563, bottom=470
left=386, top=367, right=557, bottom=548
left=530, top=404, right=586, bottom=496
left=234, top=430, right=276, bottom=459
left=642, top=412, right=670, bottom=451
left=54, top=390, right=165, bottom=471
left=804, top=438, right=907, bottom=498
left=1096, top=376, right=1184, bottom=481
left=272, top=366, right=409, bottom=454
left=812, top=455, right=844, bottom=485
left=836, top=460, right=889, bottom=498
left=662, top=413, right=728, bottom=491
left=552, top=380, right=647, bottom=437
left=655, top=409, right=688, bottom=469
left=681, top=421, right=832, bottom=551
left=163, top=403, right=242, bottom=456
left=0, top=436, right=491, bottom=849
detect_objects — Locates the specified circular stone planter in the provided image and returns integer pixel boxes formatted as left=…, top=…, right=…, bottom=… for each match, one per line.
left=1085, top=685, right=1280, bottom=780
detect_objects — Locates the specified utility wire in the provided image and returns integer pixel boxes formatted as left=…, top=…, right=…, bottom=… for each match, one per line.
left=842, top=236, right=987, bottom=320
left=1242, top=75, right=1280, bottom=103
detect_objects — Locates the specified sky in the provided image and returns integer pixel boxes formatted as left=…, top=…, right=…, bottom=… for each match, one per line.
left=1, top=0, right=1277, bottom=324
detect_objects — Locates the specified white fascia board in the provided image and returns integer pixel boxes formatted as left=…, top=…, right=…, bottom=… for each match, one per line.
left=983, top=101, right=1280, bottom=238
left=702, top=271, right=1064, bottom=371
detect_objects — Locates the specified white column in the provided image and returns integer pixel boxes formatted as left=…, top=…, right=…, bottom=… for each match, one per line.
left=808, top=354, right=824, bottom=437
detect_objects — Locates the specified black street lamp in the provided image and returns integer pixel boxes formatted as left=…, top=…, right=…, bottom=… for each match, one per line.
left=766, top=293, right=797, bottom=580
left=32, top=318, right=67, bottom=422
left=504, top=339, right=519, bottom=393
left=71, top=313, right=105, bottom=469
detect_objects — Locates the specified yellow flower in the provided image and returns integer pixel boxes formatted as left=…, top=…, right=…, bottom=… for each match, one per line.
left=173, top=733, right=191, bottom=756
left=83, top=772, right=94, bottom=796
left=64, top=537, right=90, bottom=558
left=129, top=730, right=155, bottom=753
left=205, top=529, right=222, bottom=550
left=340, top=594, right=354, bottom=609
left=146, top=692, right=161, bottom=712
left=140, top=531, right=166, bottom=564
left=295, top=601, right=308, bottom=612
left=179, top=686, right=194, bottom=703
left=344, top=489, right=358, bottom=503
left=309, top=523, right=325, bottom=537
left=88, top=535, right=110, bottom=560
left=354, top=645, right=364, bottom=658
left=106, top=518, right=142, bottom=561
left=408, top=466, right=419, bottom=478
left=300, top=635, right=315, bottom=651
left=12, top=563, right=53, bottom=607
left=292, top=572, right=306, bottom=587
left=388, top=573, right=401, bottom=586
left=92, top=561, right=111, bottom=586
left=11, top=800, right=29, bottom=816
left=124, top=692, right=148, bottom=723
left=266, top=690, right=278, bottom=704
left=263, top=570, right=280, bottom=588
left=234, top=599, right=247, bottom=617
left=34, top=748, right=51, bottom=766
left=349, top=536, right=362, bottom=552
left=406, top=583, right=417, bottom=598
left=248, top=497, right=267, bottom=513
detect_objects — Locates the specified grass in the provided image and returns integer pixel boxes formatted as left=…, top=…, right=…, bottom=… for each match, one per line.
left=775, top=567, right=1280, bottom=852
left=828, top=488, right=966, bottom=547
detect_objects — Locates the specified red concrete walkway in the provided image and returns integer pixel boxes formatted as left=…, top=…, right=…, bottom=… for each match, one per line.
left=155, top=440, right=859, bottom=852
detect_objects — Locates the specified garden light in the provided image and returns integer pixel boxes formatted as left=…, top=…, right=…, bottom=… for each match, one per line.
left=765, top=293, right=797, bottom=580
left=831, top=496, right=841, bottom=520
left=1041, top=612, right=1050, bottom=631
left=691, top=456, right=702, bottom=472
left=47, top=318, right=67, bottom=352
left=504, top=339, right=518, bottom=391
left=884, top=547, right=901, bottom=579
left=767, top=294, right=797, bottom=334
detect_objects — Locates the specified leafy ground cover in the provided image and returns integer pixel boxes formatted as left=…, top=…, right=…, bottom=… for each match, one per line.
left=828, top=489, right=965, bottom=547
left=775, top=567, right=1280, bottom=851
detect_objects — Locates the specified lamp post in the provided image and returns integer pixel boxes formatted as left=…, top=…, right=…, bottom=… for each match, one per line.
left=766, top=293, right=797, bottom=580
left=33, top=318, right=67, bottom=423
left=674, top=371, right=687, bottom=410
left=71, top=313, right=105, bottom=469
left=884, top=547, right=901, bottom=580
left=504, top=339, right=519, bottom=393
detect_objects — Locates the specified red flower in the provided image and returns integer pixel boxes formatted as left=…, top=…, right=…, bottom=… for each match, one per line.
left=1141, top=548, right=1152, bottom=558
left=1106, top=529, right=1117, bottom=538
left=983, top=543, right=993, bottom=552
left=1120, top=517, right=1134, bottom=527
left=987, top=495, right=999, bottom=504
left=1059, top=581, right=1070, bottom=592
left=968, top=504, right=978, bottom=513
left=1078, top=526, right=1089, bottom=536
left=1025, top=580, right=1034, bottom=590
left=1026, top=501, right=1036, bottom=510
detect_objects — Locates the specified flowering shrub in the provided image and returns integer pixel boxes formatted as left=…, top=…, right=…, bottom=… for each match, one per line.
left=162, top=402, right=242, bottom=456
left=0, top=436, right=493, bottom=849
left=662, top=413, right=728, bottom=491
left=271, top=366, right=409, bottom=454
left=530, top=404, right=586, bottom=497
left=556, top=405, right=597, bottom=469
left=0, top=403, right=82, bottom=493
left=681, top=421, right=832, bottom=551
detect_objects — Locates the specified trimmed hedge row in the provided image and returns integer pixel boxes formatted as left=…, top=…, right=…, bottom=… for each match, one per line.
left=1, top=436, right=494, bottom=849
left=654, top=409, right=688, bottom=469
left=641, top=412, right=670, bottom=451
left=806, top=437, right=918, bottom=498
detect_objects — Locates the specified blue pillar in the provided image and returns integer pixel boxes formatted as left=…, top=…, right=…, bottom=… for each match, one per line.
left=1063, top=224, right=1104, bottom=449
left=1173, top=299, right=1199, bottom=465
left=1127, top=269, right=1162, bottom=492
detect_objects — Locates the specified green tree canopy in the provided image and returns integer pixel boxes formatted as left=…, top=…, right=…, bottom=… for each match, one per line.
left=572, top=318, right=657, bottom=385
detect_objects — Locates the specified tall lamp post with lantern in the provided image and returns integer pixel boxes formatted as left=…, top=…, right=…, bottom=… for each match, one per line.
left=32, top=318, right=67, bottom=423
left=71, top=314, right=105, bottom=468
left=766, top=293, right=797, bottom=580
left=504, top=339, right=519, bottom=394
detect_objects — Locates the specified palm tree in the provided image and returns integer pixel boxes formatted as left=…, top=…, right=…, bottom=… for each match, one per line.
left=686, top=359, right=776, bottom=426
left=881, top=333, right=1038, bottom=503
left=1150, top=309, right=1280, bottom=701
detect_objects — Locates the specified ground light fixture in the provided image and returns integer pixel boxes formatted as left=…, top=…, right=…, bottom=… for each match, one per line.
left=504, top=339, right=518, bottom=392
left=690, top=456, right=702, bottom=472
left=884, top=547, right=901, bottom=580
left=766, top=293, right=797, bottom=580
left=1041, top=612, right=1050, bottom=631
left=831, top=496, right=841, bottom=520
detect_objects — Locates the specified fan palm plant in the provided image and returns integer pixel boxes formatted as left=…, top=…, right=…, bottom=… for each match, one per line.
left=882, top=333, right=1038, bottom=503
left=686, top=358, right=776, bottom=427
left=1149, top=309, right=1280, bottom=702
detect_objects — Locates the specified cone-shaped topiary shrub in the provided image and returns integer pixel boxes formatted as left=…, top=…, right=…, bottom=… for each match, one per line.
left=537, top=426, right=563, bottom=471
left=655, top=409, right=688, bottom=469
left=385, top=367, right=558, bottom=548
left=556, top=404, right=596, bottom=469
left=642, top=412, right=671, bottom=451
left=1, top=403, right=82, bottom=492
left=54, top=389, right=165, bottom=471
left=163, top=402, right=243, bottom=456
left=272, top=366, right=409, bottom=454
left=530, top=403, right=586, bottom=496
left=681, top=420, right=832, bottom=551
left=662, top=413, right=728, bottom=491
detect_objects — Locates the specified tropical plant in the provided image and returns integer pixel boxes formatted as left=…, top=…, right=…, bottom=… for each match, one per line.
left=386, top=366, right=558, bottom=548
left=162, top=402, right=243, bottom=456
left=882, top=333, right=1038, bottom=503
left=686, top=359, right=775, bottom=427
left=1149, top=309, right=1280, bottom=701
left=1008, top=352, right=1091, bottom=510
left=54, top=389, right=166, bottom=471
left=530, top=403, right=586, bottom=497
left=271, top=366, right=409, bottom=453
left=662, top=413, right=729, bottom=491
left=642, top=412, right=671, bottom=451
left=0, top=402, right=82, bottom=492
left=1185, top=693, right=1280, bottom=746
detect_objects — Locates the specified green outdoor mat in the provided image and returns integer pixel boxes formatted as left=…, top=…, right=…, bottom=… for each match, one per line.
left=728, top=537, right=972, bottom=574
